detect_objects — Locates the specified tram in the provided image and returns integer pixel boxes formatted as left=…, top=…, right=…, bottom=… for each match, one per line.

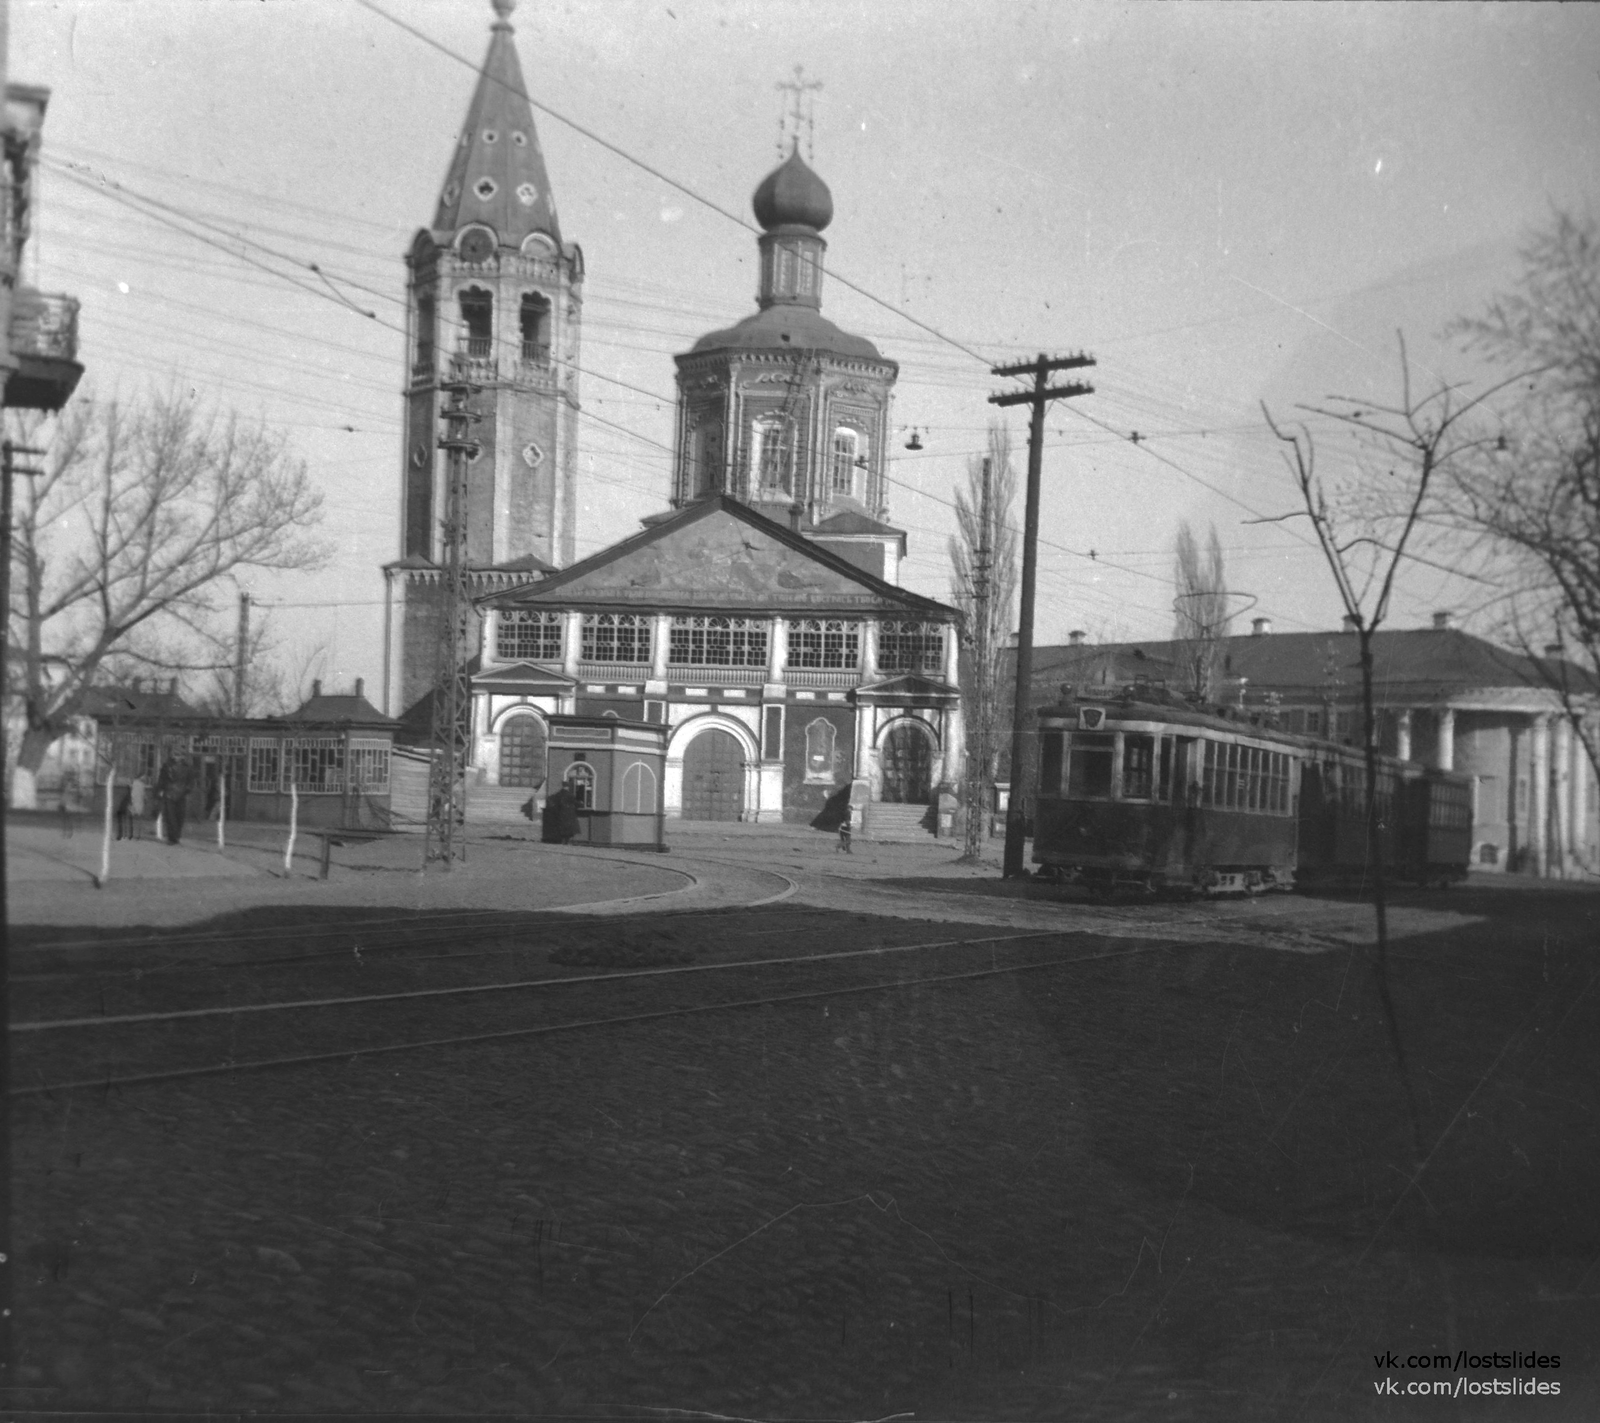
left=1031, top=691, right=1473, bottom=895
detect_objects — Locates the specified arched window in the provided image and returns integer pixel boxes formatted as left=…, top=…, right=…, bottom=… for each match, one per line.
left=565, top=760, right=596, bottom=810
left=692, top=420, right=724, bottom=496
left=831, top=428, right=860, bottom=494
left=459, top=287, right=493, bottom=357
left=416, top=294, right=435, bottom=371
left=520, top=292, right=551, bottom=364
left=751, top=418, right=792, bottom=493
left=804, top=718, right=837, bottom=783
left=621, top=761, right=657, bottom=814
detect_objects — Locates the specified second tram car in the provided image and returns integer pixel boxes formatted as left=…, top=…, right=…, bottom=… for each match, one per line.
left=1032, top=693, right=1472, bottom=894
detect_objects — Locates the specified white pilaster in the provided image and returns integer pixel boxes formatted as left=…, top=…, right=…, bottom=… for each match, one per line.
left=942, top=621, right=960, bottom=686
left=1395, top=708, right=1412, bottom=762
left=650, top=614, right=670, bottom=680
left=562, top=610, right=582, bottom=680
left=767, top=615, right=788, bottom=682
left=1435, top=706, right=1455, bottom=772
left=862, top=620, right=880, bottom=682
left=1530, top=713, right=1550, bottom=877
left=1553, top=715, right=1573, bottom=877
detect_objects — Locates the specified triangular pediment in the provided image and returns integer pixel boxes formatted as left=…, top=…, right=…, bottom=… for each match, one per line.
left=470, top=661, right=576, bottom=694
left=483, top=496, right=955, bottom=619
left=857, top=673, right=960, bottom=705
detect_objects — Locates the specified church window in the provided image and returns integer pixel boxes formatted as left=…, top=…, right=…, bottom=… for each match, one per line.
left=831, top=428, right=860, bottom=494
left=521, top=441, right=545, bottom=469
left=798, top=249, right=817, bottom=294
left=878, top=620, right=945, bottom=676
left=779, top=246, right=796, bottom=293
left=516, top=182, right=539, bottom=207
left=459, top=287, right=493, bottom=357
left=751, top=418, right=792, bottom=493
left=804, top=719, right=838, bottom=782
left=443, top=181, right=461, bottom=204
left=512, top=130, right=528, bottom=147
left=482, top=129, right=499, bottom=143
left=416, top=293, right=435, bottom=371
left=520, top=292, right=551, bottom=363
left=497, top=609, right=563, bottom=662
left=691, top=420, right=723, bottom=496
left=581, top=613, right=652, bottom=664
left=668, top=616, right=768, bottom=668
left=473, top=176, right=498, bottom=201
left=788, top=619, right=860, bottom=670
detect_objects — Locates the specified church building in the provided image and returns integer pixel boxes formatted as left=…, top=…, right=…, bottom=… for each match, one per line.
left=382, top=0, right=962, bottom=829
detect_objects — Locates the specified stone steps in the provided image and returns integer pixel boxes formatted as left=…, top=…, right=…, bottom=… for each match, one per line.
left=863, top=801, right=936, bottom=841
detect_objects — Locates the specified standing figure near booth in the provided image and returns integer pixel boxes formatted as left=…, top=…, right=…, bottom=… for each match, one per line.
left=154, top=755, right=195, bottom=845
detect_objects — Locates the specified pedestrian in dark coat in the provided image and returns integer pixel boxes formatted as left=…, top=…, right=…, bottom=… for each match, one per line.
left=114, top=782, right=135, bottom=840
left=542, top=785, right=580, bottom=845
left=154, top=755, right=194, bottom=845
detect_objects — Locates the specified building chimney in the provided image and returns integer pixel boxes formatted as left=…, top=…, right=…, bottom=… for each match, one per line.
left=1251, top=617, right=1272, bottom=637
left=1342, top=614, right=1359, bottom=633
left=311, top=679, right=322, bottom=699
left=1432, top=610, right=1453, bottom=631
left=1067, top=629, right=1087, bottom=646
left=354, top=678, right=364, bottom=700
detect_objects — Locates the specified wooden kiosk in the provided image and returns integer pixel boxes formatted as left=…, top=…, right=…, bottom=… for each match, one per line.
left=545, top=714, right=668, bottom=849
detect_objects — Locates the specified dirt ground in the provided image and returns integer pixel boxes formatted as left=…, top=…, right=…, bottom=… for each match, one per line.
left=9, top=822, right=1600, bottom=1420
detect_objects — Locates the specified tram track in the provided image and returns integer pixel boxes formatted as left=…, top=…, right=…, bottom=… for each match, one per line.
left=12, top=926, right=1175, bottom=1098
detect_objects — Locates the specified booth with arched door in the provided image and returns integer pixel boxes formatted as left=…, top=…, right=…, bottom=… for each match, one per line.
left=544, top=714, right=668, bottom=848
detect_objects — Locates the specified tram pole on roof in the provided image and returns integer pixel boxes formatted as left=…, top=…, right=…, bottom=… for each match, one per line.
left=989, top=352, right=1095, bottom=879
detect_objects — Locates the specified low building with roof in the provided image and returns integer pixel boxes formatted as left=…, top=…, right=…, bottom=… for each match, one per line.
left=89, top=679, right=400, bottom=831
left=1010, top=615, right=1598, bottom=878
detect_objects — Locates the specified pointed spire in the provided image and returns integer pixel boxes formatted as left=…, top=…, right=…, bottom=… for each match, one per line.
left=433, top=0, right=561, bottom=249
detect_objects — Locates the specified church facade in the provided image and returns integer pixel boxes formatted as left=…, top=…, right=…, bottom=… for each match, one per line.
left=381, top=0, right=962, bottom=827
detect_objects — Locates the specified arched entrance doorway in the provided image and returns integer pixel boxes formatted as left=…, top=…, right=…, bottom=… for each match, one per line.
left=682, top=728, right=745, bottom=821
left=498, top=714, right=547, bottom=789
left=880, top=721, right=934, bottom=804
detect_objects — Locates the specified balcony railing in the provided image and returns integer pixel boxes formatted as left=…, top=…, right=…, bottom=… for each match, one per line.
left=577, top=662, right=650, bottom=683
left=10, top=289, right=77, bottom=361
left=666, top=665, right=767, bottom=686
left=784, top=668, right=859, bottom=689
left=520, top=340, right=550, bottom=366
left=6, top=288, right=82, bottom=411
left=463, top=336, right=493, bottom=358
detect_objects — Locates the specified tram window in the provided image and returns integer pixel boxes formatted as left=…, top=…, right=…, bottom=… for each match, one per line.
left=1173, top=737, right=1195, bottom=804
left=1200, top=740, right=1217, bottom=805
left=1039, top=732, right=1064, bottom=795
left=1123, top=734, right=1155, bottom=799
left=1158, top=737, right=1174, bottom=802
left=1225, top=743, right=1240, bottom=808
left=1066, top=733, right=1114, bottom=798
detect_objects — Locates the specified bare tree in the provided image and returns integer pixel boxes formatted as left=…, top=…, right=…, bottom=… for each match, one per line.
left=1172, top=520, right=1231, bottom=701
left=1443, top=209, right=1600, bottom=780
left=1263, top=336, right=1516, bottom=1169
left=7, top=391, right=325, bottom=806
left=949, top=422, right=1018, bottom=858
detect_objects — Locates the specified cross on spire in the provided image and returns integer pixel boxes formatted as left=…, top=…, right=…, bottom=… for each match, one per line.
left=775, top=65, right=823, bottom=161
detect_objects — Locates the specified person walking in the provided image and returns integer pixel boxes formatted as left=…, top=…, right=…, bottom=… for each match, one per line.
left=114, top=780, right=135, bottom=840
left=129, top=773, right=147, bottom=837
left=154, top=755, right=194, bottom=846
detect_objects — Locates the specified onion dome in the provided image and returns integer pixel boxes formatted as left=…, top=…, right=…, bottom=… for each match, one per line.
left=752, top=149, right=833, bottom=232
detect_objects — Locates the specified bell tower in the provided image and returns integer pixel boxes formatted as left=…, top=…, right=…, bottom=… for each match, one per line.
left=385, top=0, right=584, bottom=717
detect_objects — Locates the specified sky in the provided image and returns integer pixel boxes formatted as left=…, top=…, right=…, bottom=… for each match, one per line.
left=14, top=0, right=1600, bottom=702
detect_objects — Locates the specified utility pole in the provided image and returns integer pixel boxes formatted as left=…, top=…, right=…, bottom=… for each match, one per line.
left=961, top=456, right=993, bottom=862
left=0, top=435, right=44, bottom=1385
left=990, top=352, right=1095, bottom=878
left=233, top=590, right=250, bottom=716
left=423, top=375, right=481, bottom=869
